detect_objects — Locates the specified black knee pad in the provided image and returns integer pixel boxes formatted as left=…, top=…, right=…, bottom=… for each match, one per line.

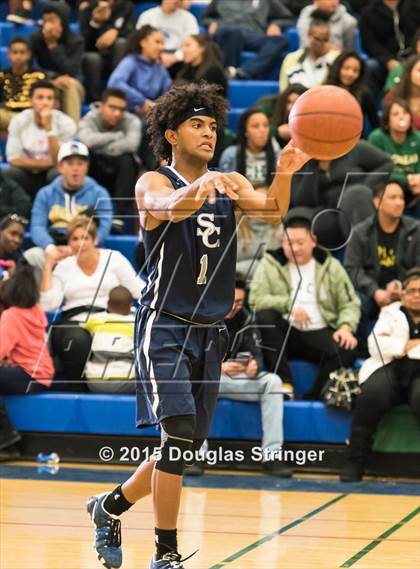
left=155, top=415, right=196, bottom=475
left=184, top=438, right=206, bottom=467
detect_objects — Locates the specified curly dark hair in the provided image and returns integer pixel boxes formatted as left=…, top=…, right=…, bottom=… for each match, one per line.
left=146, top=82, right=229, bottom=162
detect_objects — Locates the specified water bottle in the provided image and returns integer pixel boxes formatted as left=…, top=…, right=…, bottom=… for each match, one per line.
left=37, top=452, right=60, bottom=465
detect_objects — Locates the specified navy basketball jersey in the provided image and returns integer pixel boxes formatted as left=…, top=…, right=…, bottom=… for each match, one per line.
left=141, top=166, right=237, bottom=324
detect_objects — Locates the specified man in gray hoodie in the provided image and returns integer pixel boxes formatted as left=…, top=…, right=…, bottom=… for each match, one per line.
left=79, top=87, right=141, bottom=222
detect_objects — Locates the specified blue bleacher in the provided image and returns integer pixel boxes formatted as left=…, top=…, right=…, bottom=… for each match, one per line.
left=0, top=45, right=7, bottom=68
left=228, top=80, right=278, bottom=108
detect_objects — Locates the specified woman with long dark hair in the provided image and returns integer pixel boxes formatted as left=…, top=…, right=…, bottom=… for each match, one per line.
left=391, top=54, right=420, bottom=131
left=324, top=50, right=379, bottom=131
left=219, top=109, right=281, bottom=276
left=175, top=34, right=227, bottom=96
left=108, top=25, right=172, bottom=116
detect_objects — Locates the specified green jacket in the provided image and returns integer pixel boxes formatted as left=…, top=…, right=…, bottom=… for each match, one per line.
left=249, top=247, right=361, bottom=332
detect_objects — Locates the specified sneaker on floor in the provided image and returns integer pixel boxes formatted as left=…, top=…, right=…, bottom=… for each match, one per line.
left=86, top=493, right=122, bottom=569
left=7, top=8, right=34, bottom=24
left=150, top=551, right=192, bottom=569
left=262, top=460, right=293, bottom=478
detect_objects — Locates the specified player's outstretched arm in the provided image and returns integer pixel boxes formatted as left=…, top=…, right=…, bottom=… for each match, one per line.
left=232, top=142, right=312, bottom=224
left=136, top=171, right=239, bottom=228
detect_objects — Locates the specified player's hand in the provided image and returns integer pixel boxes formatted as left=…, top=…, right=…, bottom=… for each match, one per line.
left=277, top=141, right=311, bottom=175
left=333, top=327, right=357, bottom=350
left=246, top=358, right=258, bottom=379
left=291, top=306, right=311, bottom=329
left=222, top=361, right=247, bottom=377
left=196, top=172, right=239, bottom=205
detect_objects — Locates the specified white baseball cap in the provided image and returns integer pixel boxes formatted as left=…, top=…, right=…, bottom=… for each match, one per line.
left=58, top=140, right=89, bottom=163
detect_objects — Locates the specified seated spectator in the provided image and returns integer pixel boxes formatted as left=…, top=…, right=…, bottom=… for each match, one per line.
left=387, top=54, right=420, bottom=131
left=249, top=216, right=360, bottom=399
left=219, top=109, right=281, bottom=277
left=137, top=0, right=199, bottom=77
left=39, top=216, right=143, bottom=388
left=344, top=181, right=420, bottom=354
left=368, top=99, right=420, bottom=210
left=6, top=80, right=77, bottom=199
left=279, top=10, right=340, bottom=90
left=384, top=29, right=420, bottom=95
left=290, top=140, right=393, bottom=246
left=0, top=173, right=31, bottom=222
left=83, top=285, right=135, bottom=393
left=29, top=141, right=113, bottom=264
left=79, top=0, right=135, bottom=103
left=324, top=51, right=379, bottom=132
left=219, top=276, right=292, bottom=477
left=0, top=37, right=46, bottom=133
left=29, top=3, right=85, bottom=123
left=340, top=267, right=420, bottom=482
left=255, top=83, right=307, bottom=147
left=359, top=0, right=420, bottom=93
left=0, top=214, right=27, bottom=277
left=203, top=0, right=291, bottom=80
left=297, top=0, right=357, bottom=50
left=79, top=88, right=141, bottom=225
left=175, top=35, right=228, bottom=97
left=107, top=26, right=172, bottom=117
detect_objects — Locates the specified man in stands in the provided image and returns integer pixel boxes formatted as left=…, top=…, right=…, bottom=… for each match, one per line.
left=6, top=80, right=76, bottom=199
left=345, top=180, right=420, bottom=354
left=79, top=87, right=141, bottom=229
left=202, top=0, right=292, bottom=79
left=250, top=215, right=360, bottom=399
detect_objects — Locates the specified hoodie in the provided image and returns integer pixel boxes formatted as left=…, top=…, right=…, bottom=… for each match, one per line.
left=30, top=2, right=85, bottom=77
left=297, top=4, right=357, bottom=50
left=30, top=175, right=113, bottom=248
left=0, top=305, right=54, bottom=385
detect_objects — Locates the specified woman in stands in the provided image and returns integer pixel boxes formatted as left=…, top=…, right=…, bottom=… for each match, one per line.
left=341, top=267, right=420, bottom=482
left=255, top=83, right=307, bottom=147
left=0, top=213, right=27, bottom=275
left=368, top=99, right=420, bottom=213
left=219, top=109, right=281, bottom=276
left=39, top=216, right=143, bottom=389
left=324, top=50, right=379, bottom=132
left=175, top=34, right=228, bottom=97
left=390, top=54, right=420, bottom=131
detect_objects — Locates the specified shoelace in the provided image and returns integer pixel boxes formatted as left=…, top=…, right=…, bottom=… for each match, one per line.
left=101, top=517, right=122, bottom=548
left=161, top=548, right=198, bottom=567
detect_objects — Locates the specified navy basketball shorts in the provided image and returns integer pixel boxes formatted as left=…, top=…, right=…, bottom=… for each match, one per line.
left=134, top=306, right=229, bottom=439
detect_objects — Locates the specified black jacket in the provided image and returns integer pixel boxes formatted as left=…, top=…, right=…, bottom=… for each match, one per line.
left=344, top=215, right=420, bottom=297
left=359, top=0, right=420, bottom=65
left=30, top=3, right=84, bottom=77
left=225, top=307, right=264, bottom=372
left=79, top=0, right=135, bottom=52
left=0, top=172, right=31, bottom=221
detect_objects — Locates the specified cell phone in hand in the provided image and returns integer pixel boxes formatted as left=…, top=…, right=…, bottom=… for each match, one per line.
left=231, top=352, right=252, bottom=366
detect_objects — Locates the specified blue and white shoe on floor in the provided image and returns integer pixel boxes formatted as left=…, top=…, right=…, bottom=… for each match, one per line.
left=86, top=492, right=122, bottom=569
left=149, top=551, right=187, bottom=568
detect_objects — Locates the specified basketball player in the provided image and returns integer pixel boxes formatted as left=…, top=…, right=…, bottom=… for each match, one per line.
left=86, top=83, right=311, bottom=569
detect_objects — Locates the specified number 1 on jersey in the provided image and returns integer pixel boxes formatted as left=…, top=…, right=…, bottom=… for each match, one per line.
left=197, top=254, right=208, bottom=285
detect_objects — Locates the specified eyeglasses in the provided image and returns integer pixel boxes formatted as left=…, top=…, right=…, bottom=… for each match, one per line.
left=5, top=213, right=28, bottom=225
left=311, top=35, right=329, bottom=43
left=404, top=288, right=420, bottom=296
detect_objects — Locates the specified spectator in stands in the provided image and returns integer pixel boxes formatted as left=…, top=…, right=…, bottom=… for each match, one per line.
left=368, top=99, right=420, bottom=210
left=219, top=109, right=282, bottom=277
left=249, top=216, right=360, bottom=399
left=344, top=181, right=420, bottom=353
left=297, top=0, right=357, bottom=50
left=175, top=34, right=228, bottom=97
left=0, top=173, right=31, bottom=222
left=290, top=140, right=393, bottom=247
left=388, top=54, right=420, bottom=131
left=29, top=3, right=85, bottom=123
left=0, top=37, right=46, bottom=133
left=6, top=80, right=77, bottom=199
left=29, top=141, right=113, bottom=263
left=79, top=88, right=141, bottom=225
left=203, top=0, right=291, bottom=80
left=0, top=261, right=54, bottom=392
left=220, top=276, right=292, bottom=476
left=39, top=216, right=143, bottom=388
left=136, top=0, right=199, bottom=77
left=359, top=0, right=420, bottom=93
left=324, top=51, right=379, bottom=132
left=0, top=214, right=27, bottom=271
left=255, top=83, right=307, bottom=146
left=83, top=286, right=135, bottom=394
left=107, top=26, right=172, bottom=116
left=384, top=29, right=420, bottom=95
left=79, top=0, right=135, bottom=103
left=341, top=267, right=420, bottom=482
left=279, top=10, right=340, bottom=90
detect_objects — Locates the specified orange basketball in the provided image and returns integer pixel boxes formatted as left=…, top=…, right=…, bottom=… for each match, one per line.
left=288, top=85, right=363, bottom=160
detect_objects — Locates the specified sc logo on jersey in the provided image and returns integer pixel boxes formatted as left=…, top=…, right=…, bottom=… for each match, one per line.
left=196, top=213, right=221, bottom=248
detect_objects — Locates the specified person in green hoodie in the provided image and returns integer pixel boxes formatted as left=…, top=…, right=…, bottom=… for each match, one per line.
left=249, top=215, right=360, bottom=399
